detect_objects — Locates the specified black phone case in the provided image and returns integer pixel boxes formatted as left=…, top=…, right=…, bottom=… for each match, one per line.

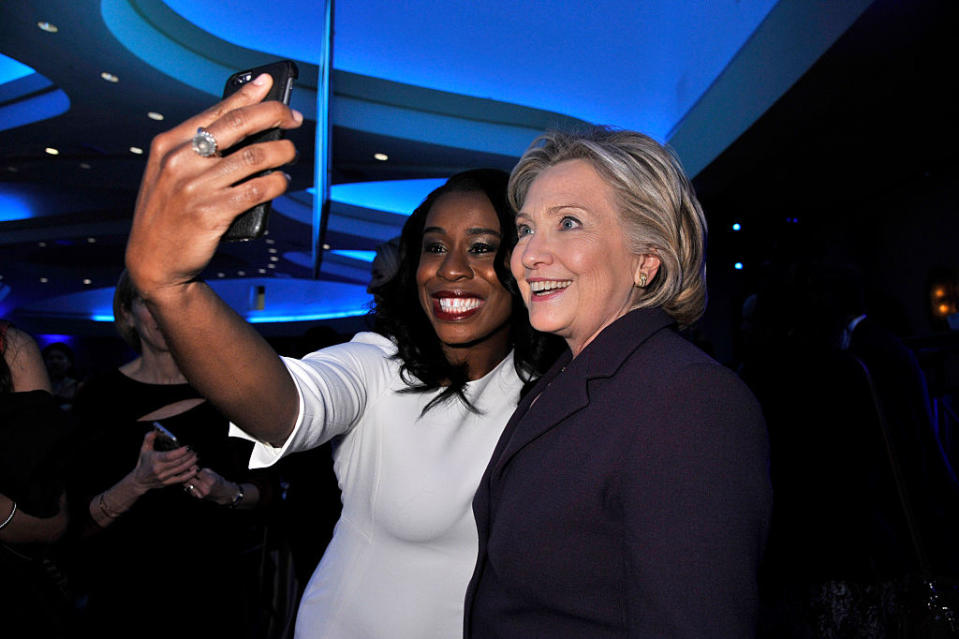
left=220, top=60, right=299, bottom=242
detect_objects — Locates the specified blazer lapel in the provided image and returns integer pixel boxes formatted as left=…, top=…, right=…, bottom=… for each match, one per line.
left=489, top=308, right=675, bottom=481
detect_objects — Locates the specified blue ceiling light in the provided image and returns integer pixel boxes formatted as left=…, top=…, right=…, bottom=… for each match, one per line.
left=0, top=55, right=70, bottom=134
left=328, top=178, right=446, bottom=215
left=0, top=187, right=34, bottom=222
left=732, top=222, right=742, bottom=231
left=331, top=250, right=377, bottom=263
left=0, top=53, right=34, bottom=84
left=734, top=262, right=744, bottom=270
left=75, top=278, right=372, bottom=324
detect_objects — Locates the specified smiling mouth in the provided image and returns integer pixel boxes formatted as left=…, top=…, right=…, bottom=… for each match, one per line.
left=432, top=295, right=484, bottom=320
left=529, top=280, right=572, bottom=296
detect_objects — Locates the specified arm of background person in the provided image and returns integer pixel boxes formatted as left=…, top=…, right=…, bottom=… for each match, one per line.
left=3, top=326, right=52, bottom=393
left=0, top=491, right=67, bottom=544
left=125, top=74, right=302, bottom=447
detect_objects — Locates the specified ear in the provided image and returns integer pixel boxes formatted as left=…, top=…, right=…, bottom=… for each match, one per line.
left=633, top=253, right=661, bottom=288
left=119, top=307, right=136, bottom=330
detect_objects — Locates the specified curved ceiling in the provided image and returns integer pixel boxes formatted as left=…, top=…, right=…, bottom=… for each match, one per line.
left=0, top=0, right=875, bottom=335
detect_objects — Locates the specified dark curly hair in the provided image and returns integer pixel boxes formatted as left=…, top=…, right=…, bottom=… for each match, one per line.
left=371, top=168, right=563, bottom=413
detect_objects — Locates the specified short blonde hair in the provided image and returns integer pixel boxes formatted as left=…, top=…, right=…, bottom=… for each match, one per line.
left=509, top=126, right=708, bottom=327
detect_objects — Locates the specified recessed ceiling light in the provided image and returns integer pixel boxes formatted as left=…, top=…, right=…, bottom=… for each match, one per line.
left=37, top=21, right=58, bottom=33
left=373, top=153, right=389, bottom=161
left=6, top=166, right=18, bottom=173
left=45, top=147, right=59, bottom=156
left=82, top=278, right=92, bottom=285
left=322, top=243, right=331, bottom=250
left=79, top=162, right=91, bottom=169
left=129, top=147, right=143, bottom=155
left=40, top=277, right=49, bottom=283
left=87, top=237, right=96, bottom=243
left=267, top=264, right=276, bottom=269
left=268, top=248, right=277, bottom=254
left=265, top=238, right=275, bottom=245
left=100, top=72, right=119, bottom=83
left=269, top=256, right=279, bottom=262
left=217, top=272, right=225, bottom=278
left=258, top=268, right=266, bottom=274
left=147, top=112, right=164, bottom=121
left=38, top=242, right=47, bottom=248
left=237, top=270, right=246, bottom=276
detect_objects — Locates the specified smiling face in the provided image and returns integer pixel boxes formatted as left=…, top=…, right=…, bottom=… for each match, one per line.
left=415, top=190, right=514, bottom=366
left=511, top=159, right=660, bottom=357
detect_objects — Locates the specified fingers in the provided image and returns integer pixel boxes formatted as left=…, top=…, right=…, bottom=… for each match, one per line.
left=188, top=137, right=296, bottom=198
left=164, top=73, right=276, bottom=151
left=200, top=98, right=304, bottom=157
left=184, top=468, right=215, bottom=499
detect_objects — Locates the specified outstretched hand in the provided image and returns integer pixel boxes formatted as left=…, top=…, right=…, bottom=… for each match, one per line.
left=132, top=430, right=199, bottom=492
left=125, top=73, right=302, bottom=298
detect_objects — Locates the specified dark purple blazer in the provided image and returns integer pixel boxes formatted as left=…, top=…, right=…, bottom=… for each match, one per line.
left=465, top=308, right=772, bottom=638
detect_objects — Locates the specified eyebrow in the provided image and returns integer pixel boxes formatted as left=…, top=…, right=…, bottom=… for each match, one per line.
left=422, top=226, right=502, bottom=237
left=516, top=204, right=589, bottom=218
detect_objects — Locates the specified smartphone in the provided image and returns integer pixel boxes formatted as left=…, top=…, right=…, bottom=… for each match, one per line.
left=152, top=422, right=182, bottom=452
left=220, top=60, right=299, bottom=242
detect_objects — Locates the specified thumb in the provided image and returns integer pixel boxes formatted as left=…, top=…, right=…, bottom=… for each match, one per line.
left=141, top=429, right=158, bottom=453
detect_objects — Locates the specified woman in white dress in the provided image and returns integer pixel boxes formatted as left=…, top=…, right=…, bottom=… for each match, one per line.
left=123, top=74, right=559, bottom=638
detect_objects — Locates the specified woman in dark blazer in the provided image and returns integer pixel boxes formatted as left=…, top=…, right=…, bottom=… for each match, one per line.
left=465, top=127, right=773, bottom=637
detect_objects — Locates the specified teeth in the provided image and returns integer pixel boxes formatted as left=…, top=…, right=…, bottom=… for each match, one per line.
left=529, top=280, right=571, bottom=293
left=438, top=297, right=481, bottom=313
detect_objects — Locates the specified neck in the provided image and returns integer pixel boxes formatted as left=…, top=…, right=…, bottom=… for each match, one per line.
left=120, top=348, right=187, bottom=385
left=442, top=323, right=511, bottom=381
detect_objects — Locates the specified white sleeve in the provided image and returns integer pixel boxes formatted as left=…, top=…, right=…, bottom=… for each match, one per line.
left=230, top=333, right=395, bottom=469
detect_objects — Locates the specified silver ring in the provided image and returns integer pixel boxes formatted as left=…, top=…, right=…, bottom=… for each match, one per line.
left=186, top=483, right=195, bottom=492
left=191, top=127, right=218, bottom=157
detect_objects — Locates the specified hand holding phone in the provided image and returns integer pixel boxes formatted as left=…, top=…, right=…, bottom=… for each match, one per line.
left=152, top=422, right=182, bottom=452
left=220, top=60, right=299, bottom=241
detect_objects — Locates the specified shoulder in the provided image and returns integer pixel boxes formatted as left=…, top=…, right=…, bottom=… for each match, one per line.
left=615, top=331, right=765, bottom=440
left=285, top=331, right=400, bottom=389
left=299, top=331, right=397, bottom=367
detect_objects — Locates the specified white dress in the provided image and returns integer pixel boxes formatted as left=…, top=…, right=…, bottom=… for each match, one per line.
left=231, top=332, right=523, bottom=639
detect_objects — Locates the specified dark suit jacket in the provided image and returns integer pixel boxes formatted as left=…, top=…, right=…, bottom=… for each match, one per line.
left=465, top=308, right=772, bottom=638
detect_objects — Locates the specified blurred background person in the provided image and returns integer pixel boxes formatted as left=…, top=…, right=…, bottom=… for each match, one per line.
left=68, top=271, right=280, bottom=639
left=1, top=320, right=73, bottom=638
left=42, top=342, right=81, bottom=413
left=743, top=259, right=959, bottom=637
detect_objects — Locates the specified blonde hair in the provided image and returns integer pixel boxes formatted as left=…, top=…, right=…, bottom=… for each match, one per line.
left=509, top=126, right=708, bottom=327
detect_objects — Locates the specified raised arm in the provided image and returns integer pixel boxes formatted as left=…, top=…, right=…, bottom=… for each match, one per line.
left=125, top=74, right=302, bottom=446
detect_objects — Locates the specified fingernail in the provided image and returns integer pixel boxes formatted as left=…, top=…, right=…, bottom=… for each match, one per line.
left=292, top=109, right=303, bottom=123
left=282, top=172, right=292, bottom=183
left=288, top=149, right=299, bottom=166
left=253, top=73, right=270, bottom=86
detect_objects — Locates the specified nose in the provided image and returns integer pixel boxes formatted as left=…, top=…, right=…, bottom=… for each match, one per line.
left=518, top=231, right=552, bottom=270
left=437, top=249, right=472, bottom=281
